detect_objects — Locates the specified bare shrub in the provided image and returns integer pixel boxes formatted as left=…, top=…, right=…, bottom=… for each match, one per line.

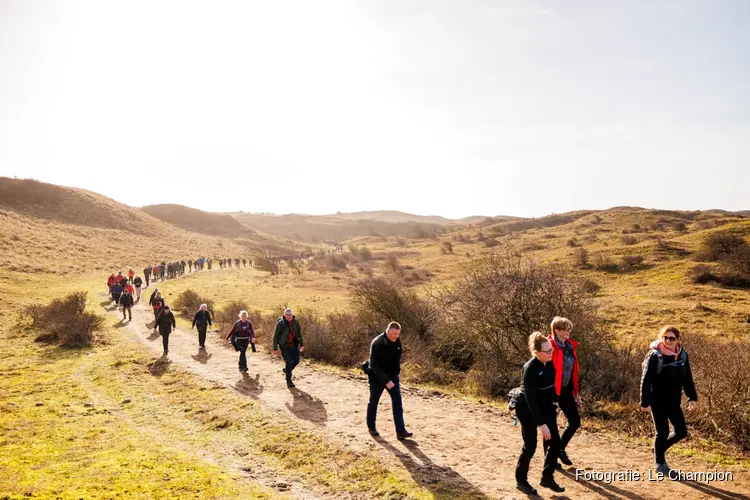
left=22, top=292, right=103, bottom=347
left=255, top=251, right=279, bottom=275
left=696, top=231, right=747, bottom=262
left=437, top=249, right=601, bottom=396
left=440, top=241, right=454, bottom=255
left=483, top=238, right=499, bottom=248
left=214, top=300, right=264, bottom=333
left=580, top=278, right=601, bottom=294
left=358, top=247, right=372, bottom=261
left=593, top=253, right=618, bottom=271
left=689, top=264, right=719, bottom=284
left=620, top=235, right=638, bottom=246
left=620, top=255, right=645, bottom=269
left=566, top=237, right=580, bottom=248
left=674, top=221, right=688, bottom=232
left=350, top=277, right=438, bottom=342
left=294, top=310, right=373, bottom=366
left=573, top=247, right=589, bottom=268
left=521, top=242, right=547, bottom=252
left=173, top=289, right=215, bottom=317
left=385, top=254, right=400, bottom=272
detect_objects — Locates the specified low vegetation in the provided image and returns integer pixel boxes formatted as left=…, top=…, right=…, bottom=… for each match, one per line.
left=20, top=291, right=104, bottom=347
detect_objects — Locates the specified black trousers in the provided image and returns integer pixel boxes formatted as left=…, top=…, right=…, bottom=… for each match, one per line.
left=162, top=333, right=170, bottom=353
left=516, top=401, right=561, bottom=482
left=197, top=325, right=207, bottom=347
left=544, top=382, right=580, bottom=455
left=122, top=306, right=132, bottom=320
left=113, top=293, right=121, bottom=305
left=651, top=403, right=687, bottom=464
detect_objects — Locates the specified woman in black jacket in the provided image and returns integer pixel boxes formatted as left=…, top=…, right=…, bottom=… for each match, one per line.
left=514, top=331, right=564, bottom=494
left=640, top=325, right=697, bottom=475
left=155, top=305, right=176, bottom=356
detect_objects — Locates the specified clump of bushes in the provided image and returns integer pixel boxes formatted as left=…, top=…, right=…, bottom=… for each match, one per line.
left=593, top=253, right=619, bottom=271
left=173, top=289, right=215, bottom=317
left=573, top=247, right=589, bottom=268
left=620, top=235, right=638, bottom=246
left=693, top=230, right=750, bottom=287
left=21, top=292, right=103, bottom=347
left=620, top=255, right=645, bottom=269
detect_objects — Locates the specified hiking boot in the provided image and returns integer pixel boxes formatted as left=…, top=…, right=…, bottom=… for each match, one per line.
left=516, top=481, right=537, bottom=495
left=287, top=381, right=296, bottom=388
left=396, top=431, right=414, bottom=441
left=559, top=449, right=572, bottom=466
left=368, top=428, right=379, bottom=437
left=655, top=463, right=671, bottom=476
left=555, top=461, right=562, bottom=470
left=539, top=477, right=565, bottom=492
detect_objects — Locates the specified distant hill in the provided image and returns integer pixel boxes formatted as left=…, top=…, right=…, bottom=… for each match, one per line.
left=0, top=178, right=290, bottom=273
left=0, top=177, right=168, bottom=235
left=231, top=212, right=445, bottom=242
left=141, top=204, right=260, bottom=239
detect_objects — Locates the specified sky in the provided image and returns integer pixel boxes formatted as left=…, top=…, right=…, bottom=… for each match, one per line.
left=1, top=0, right=748, bottom=219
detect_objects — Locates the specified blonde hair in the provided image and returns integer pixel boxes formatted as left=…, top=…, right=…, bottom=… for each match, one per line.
left=238, top=310, right=248, bottom=318
left=528, top=331, right=548, bottom=355
left=550, top=316, right=573, bottom=334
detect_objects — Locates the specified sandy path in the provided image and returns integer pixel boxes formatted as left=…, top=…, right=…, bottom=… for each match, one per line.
left=103, top=292, right=749, bottom=499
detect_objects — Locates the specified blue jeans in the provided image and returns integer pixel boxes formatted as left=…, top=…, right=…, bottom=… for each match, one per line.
left=238, top=345, right=248, bottom=370
left=283, top=346, right=300, bottom=381
left=367, top=374, right=406, bottom=433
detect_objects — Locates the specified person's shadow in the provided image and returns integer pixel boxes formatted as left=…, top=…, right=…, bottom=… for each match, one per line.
left=233, top=372, right=263, bottom=399
left=147, top=329, right=161, bottom=342
left=191, top=347, right=213, bottom=364
left=373, top=438, right=491, bottom=499
left=147, top=356, right=170, bottom=377
left=114, top=319, right=128, bottom=328
left=285, top=387, right=327, bottom=425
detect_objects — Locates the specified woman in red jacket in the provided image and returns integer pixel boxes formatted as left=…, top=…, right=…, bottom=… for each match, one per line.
left=546, top=316, right=582, bottom=468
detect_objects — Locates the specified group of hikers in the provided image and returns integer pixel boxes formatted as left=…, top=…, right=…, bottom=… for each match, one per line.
left=105, top=268, right=698, bottom=495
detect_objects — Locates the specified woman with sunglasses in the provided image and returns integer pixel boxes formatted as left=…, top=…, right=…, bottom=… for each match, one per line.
left=640, top=325, right=697, bottom=475
left=514, top=332, right=565, bottom=495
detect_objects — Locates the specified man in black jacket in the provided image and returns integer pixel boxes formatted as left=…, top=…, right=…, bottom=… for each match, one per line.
left=120, top=289, right=134, bottom=321
left=155, top=305, right=176, bottom=355
left=366, top=322, right=413, bottom=440
left=191, top=303, right=212, bottom=348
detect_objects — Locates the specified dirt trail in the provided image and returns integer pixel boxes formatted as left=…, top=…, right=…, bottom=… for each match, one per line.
left=103, top=292, right=749, bottom=499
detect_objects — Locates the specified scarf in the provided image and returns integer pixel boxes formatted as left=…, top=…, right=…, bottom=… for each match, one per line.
left=649, top=339, right=681, bottom=357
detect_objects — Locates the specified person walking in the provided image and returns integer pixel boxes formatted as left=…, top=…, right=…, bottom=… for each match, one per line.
left=133, top=275, right=143, bottom=300
left=365, top=321, right=413, bottom=440
left=640, top=325, right=697, bottom=475
left=143, top=266, right=151, bottom=287
left=191, top=303, right=213, bottom=348
left=514, top=331, right=565, bottom=494
left=547, top=316, right=582, bottom=467
left=127, top=268, right=135, bottom=283
left=107, top=273, right=117, bottom=295
left=120, top=288, right=134, bottom=321
left=149, top=290, right=166, bottom=324
left=272, top=308, right=304, bottom=387
left=225, top=310, right=256, bottom=372
left=155, top=305, right=176, bottom=355
left=110, top=281, right=123, bottom=306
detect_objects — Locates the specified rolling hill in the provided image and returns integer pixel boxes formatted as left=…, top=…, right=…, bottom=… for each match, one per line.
left=141, top=204, right=260, bottom=239
left=0, top=178, right=292, bottom=274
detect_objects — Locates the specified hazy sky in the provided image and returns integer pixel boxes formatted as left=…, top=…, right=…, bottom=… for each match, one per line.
left=1, top=1, right=748, bottom=218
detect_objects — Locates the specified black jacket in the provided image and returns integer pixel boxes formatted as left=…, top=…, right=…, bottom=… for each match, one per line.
left=192, top=310, right=212, bottom=329
left=518, top=357, right=558, bottom=426
left=368, top=332, right=402, bottom=384
left=640, top=349, right=697, bottom=408
left=155, top=310, right=176, bottom=335
left=148, top=291, right=159, bottom=306
left=120, top=293, right=134, bottom=308
left=133, top=277, right=142, bottom=287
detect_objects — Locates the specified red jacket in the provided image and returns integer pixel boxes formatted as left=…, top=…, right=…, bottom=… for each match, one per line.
left=107, top=275, right=116, bottom=287
left=125, top=284, right=135, bottom=295
left=548, top=334, right=579, bottom=396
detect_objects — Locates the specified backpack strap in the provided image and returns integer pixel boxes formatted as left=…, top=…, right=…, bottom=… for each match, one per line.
left=649, top=349, right=664, bottom=374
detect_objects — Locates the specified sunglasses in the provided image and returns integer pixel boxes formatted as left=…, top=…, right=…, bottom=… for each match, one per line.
left=663, top=336, right=677, bottom=341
